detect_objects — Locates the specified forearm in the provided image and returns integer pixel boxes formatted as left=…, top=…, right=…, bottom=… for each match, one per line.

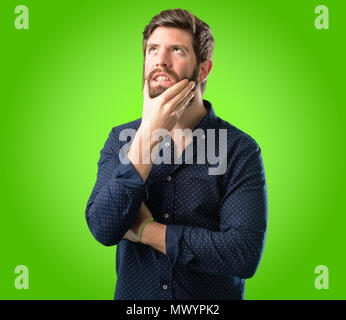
left=86, top=138, right=148, bottom=247
left=141, top=221, right=167, bottom=255
left=86, top=173, right=147, bottom=246
left=127, top=125, right=161, bottom=182
left=139, top=221, right=265, bottom=278
left=166, top=225, right=267, bottom=279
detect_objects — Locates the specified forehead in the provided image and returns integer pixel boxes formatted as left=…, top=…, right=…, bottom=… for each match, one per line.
left=147, top=26, right=194, bottom=49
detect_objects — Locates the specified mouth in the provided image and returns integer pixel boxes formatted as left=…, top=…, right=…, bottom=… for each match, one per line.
left=151, top=73, right=175, bottom=86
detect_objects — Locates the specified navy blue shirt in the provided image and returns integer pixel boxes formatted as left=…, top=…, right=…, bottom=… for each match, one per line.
left=85, top=100, right=268, bottom=300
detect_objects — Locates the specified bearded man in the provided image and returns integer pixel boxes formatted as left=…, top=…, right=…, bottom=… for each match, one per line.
left=86, top=8, right=268, bottom=300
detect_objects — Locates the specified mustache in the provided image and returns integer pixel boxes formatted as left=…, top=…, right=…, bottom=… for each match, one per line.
left=147, top=68, right=179, bottom=83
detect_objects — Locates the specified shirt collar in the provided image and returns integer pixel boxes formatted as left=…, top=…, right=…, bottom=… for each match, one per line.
left=194, top=99, right=217, bottom=131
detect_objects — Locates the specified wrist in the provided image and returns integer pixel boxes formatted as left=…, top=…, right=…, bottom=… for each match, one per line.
left=139, top=218, right=154, bottom=243
left=140, top=221, right=167, bottom=255
left=127, top=126, right=156, bottom=166
left=138, top=124, right=164, bottom=148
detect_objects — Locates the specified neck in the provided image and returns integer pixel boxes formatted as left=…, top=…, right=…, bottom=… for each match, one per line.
left=173, top=90, right=207, bottom=131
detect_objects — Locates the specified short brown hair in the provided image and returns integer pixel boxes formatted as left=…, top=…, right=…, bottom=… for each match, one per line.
left=142, top=9, right=215, bottom=94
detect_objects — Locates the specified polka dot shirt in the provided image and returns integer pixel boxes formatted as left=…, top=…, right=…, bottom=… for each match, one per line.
left=85, top=100, right=268, bottom=300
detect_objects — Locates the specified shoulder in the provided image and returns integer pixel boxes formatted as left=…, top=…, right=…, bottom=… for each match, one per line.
left=212, top=117, right=265, bottom=187
left=110, top=118, right=142, bottom=137
left=106, top=118, right=142, bottom=145
left=212, top=116, right=260, bottom=154
left=100, top=118, right=141, bottom=154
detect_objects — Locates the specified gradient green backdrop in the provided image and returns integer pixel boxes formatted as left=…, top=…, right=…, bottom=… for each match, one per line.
left=1, top=0, right=345, bottom=300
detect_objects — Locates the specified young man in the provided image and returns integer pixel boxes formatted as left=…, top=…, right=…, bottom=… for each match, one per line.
left=85, top=9, right=268, bottom=300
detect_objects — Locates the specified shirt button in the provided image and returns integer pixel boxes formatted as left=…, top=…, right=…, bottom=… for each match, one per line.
left=164, top=213, right=169, bottom=219
left=201, top=134, right=205, bottom=140
left=165, top=142, right=170, bottom=147
left=167, top=176, right=172, bottom=181
left=162, top=284, right=168, bottom=290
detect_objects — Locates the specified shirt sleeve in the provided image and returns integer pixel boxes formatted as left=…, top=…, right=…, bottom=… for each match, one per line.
left=85, top=127, right=148, bottom=246
left=165, top=139, right=268, bottom=279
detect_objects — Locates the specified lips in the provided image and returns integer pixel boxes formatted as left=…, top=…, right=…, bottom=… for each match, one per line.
left=152, top=73, right=174, bottom=83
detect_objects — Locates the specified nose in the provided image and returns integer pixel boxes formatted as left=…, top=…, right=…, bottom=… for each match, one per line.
left=155, top=48, right=172, bottom=68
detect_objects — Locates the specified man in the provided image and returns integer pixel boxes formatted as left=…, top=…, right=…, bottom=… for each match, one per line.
left=85, top=8, right=268, bottom=300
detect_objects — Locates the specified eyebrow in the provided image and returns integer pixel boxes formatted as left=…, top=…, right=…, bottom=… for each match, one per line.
left=147, top=43, right=190, bottom=53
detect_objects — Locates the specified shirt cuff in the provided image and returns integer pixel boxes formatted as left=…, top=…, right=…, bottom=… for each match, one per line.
left=165, top=225, right=184, bottom=268
left=113, top=154, right=149, bottom=200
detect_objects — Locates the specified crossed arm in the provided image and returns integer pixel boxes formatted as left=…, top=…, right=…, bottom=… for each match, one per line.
left=122, top=200, right=167, bottom=255
left=121, top=119, right=170, bottom=254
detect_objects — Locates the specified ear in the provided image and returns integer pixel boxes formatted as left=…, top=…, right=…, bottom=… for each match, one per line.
left=198, top=59, right=213, bottom=83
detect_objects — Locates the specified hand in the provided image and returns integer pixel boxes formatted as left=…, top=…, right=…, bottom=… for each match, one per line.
left=122, top=202, right=153, bottom=242
left=141, top=78, right=195, bottom=134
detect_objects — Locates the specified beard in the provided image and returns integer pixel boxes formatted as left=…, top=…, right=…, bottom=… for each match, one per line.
left=143, top=65, right=200, bottom=100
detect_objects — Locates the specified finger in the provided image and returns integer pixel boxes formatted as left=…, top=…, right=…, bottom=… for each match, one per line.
left=176, top=90, right=194, bottom=115
left=168, top=80, right=195, bottom=109
left=160, top=79, right=190, bottom=103
left=176, top=104, right=187, bottom=119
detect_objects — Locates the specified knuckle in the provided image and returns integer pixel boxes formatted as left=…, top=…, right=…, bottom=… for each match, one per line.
left=165, top=102, right=174, bottom=111
left=159, top=97, right=167, bottom=106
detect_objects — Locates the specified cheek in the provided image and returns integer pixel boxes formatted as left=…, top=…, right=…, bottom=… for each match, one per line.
left=180, top=57, right=196, bottom=73
left=182, top=64, right=197, bottom=79
left=144, top=58, right=153, bottom=76
left=173, top=64, right=187, bottom=77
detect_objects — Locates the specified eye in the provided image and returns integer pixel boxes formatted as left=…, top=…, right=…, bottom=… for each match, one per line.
left=148, top=47, right=157, bottom=54
left=173, top=47, right=184, bottom=54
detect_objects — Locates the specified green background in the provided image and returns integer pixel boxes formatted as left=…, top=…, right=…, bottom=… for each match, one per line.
left=1, top=0, right=345, bottom=300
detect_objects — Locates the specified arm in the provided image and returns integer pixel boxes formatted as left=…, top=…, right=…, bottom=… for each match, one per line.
left=141, top=222, right=167, bottom=254
left=138, top=139, right=268, bottom=279
left=86, top=80, right=195, bottom=246
left=85, top=127, right=148, bottom=246
left=123, top=212, right=167, bottom=255
left=168, top=141, right=268, bottom=278
left=121, top=201, right=167, bottom=255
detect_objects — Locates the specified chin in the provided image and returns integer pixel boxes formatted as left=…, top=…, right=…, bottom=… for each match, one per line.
left=149, top=85, right=169, bottom=99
